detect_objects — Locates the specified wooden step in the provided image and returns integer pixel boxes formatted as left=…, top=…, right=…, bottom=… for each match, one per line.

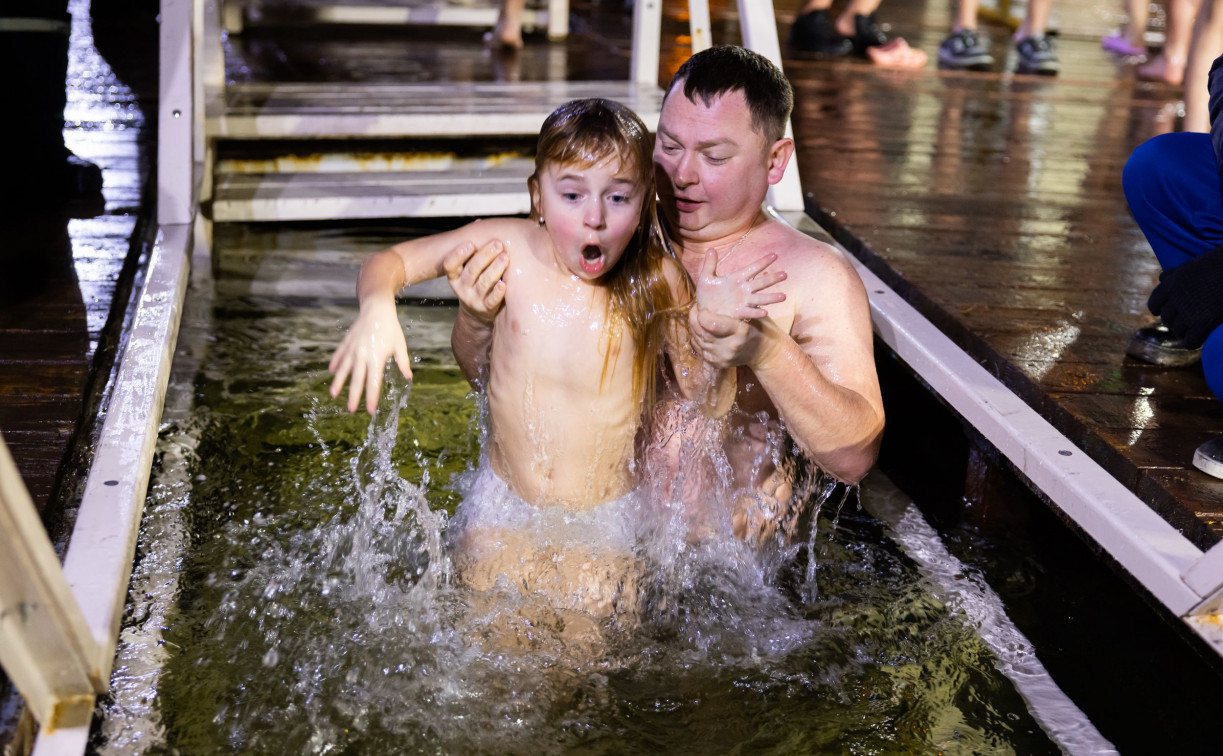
left=212, top=163, right=533, bottom=221
left=214, top=223, right=459, bottom=300
left=229, top=0, right=567, bottom=39
left=208, top=80, right=663, bottom=140
left=238, top=0, right=548, bottom=30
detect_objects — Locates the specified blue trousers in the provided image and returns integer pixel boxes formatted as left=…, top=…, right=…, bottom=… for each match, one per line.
left=1122, top=131, right=1223, bottom=402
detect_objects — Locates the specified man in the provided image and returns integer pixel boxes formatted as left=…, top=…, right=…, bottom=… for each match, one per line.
left=446, top=46, right=884, bottom=538
left=1121, top=52, right=1223, bottom=479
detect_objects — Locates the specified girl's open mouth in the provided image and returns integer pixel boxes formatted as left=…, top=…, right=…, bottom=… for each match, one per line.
left=581, top=244, right=605, bottom=275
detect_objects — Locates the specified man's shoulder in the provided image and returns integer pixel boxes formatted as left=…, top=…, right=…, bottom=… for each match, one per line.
left=761, top=220, right=854, bottom=278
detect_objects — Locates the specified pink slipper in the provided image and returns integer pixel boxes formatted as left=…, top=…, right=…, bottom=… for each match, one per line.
left=1102, top=33, right=1145, bottom=58
left=865, top=37, right=928, bottom=70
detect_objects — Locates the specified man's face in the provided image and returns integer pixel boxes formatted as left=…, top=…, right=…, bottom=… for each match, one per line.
left=653, top=87, right=777, bottom=247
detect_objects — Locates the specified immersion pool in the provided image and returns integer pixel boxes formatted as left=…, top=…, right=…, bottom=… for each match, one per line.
left=90, top=223, right=1086, bottom=755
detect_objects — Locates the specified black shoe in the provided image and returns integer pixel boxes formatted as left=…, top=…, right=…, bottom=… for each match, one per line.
left=1125, top=321, right=1203, bottom=366
left=938, top=29, right=994, bottom=70
left=1015, top=35, right=1060, bottom=75
left=849, top=12, right=888, bottom=55
left=789, top=9, right=852, bottom=55
left=1193, top=436, right=1223, bottom=479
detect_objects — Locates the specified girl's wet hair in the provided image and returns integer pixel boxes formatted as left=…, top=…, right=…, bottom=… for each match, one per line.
left=531, top=98, right=687, bottom=407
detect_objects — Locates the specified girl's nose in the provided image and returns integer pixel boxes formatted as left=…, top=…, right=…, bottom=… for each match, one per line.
left=585, top=202, right=606, bottom=228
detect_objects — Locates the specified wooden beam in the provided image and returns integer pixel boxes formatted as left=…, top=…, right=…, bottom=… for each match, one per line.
left=0, top=433, right=105, bottom=732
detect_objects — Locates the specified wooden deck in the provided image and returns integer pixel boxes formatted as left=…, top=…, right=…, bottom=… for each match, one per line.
left=0, top=0, right=1217, bottom=743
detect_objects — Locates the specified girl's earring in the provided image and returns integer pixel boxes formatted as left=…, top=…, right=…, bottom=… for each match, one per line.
left=538, top=215, right=546, bottom=226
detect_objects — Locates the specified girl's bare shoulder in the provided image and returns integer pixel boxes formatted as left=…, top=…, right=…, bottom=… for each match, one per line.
left=463, top=217, right=547, bottom=262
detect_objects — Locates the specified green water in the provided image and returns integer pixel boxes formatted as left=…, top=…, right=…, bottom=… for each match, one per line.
left=93, top=230, right=1061, bottom=756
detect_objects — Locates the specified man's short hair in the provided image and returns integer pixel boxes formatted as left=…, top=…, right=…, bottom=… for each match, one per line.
left=663, top=45, right=793, bottom=143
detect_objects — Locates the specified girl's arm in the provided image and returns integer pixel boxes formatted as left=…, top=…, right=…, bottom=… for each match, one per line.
left=661, top=258, right=738, bottom=418
left=329, top=220, right=508, bottom=412
left=444, top=240, right=509, bottom=387
left=672, top=249, right=789, bottom=417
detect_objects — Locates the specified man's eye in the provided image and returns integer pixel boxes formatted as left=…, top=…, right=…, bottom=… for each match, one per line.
left=706, top=156, right=728, bottom=165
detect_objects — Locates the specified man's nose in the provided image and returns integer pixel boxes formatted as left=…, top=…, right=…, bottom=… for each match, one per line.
left=674, top=153, right=697, bottom=187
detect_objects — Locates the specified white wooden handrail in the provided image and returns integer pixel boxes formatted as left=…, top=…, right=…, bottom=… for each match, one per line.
left=0, top=436, right=106, bottom=732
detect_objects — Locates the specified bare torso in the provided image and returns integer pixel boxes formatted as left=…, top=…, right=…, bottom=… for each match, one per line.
left=483, top=222, right=641, bottom=509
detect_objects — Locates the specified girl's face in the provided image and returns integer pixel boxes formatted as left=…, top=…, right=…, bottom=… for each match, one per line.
left=530, top=155, right=645, bottom=280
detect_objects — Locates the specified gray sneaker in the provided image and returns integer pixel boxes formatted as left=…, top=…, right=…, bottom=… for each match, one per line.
left=938, top=29, right=994, bottom=70
left=1193, top=436, right=1223, bottom=479
left=1015, top=35, right=1060, bottom=75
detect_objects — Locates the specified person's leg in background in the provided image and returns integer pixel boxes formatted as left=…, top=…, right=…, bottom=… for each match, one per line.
left=1122, top=131, right=1220, bottom=365
left=486, top=0, right=527, bottom=50
left=1181, top=0, right=1223, bottom=131
left=1123, top=132, right=1223, bottom=271
left=1013, top=0, right=1060, bottom=75
left=1139, top=0, right=1203, bottom=84
left=789, top=0, right=927, bottom=68
left=1103, top=0, right=1152, bottom=58
left=938, top=0, right=996, bottom=71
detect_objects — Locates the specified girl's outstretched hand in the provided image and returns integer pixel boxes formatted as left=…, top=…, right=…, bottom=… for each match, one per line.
left=689, top=249, right=787, bottom=369
left=694, top=248, right=787, bottom=321
left=328, top=297, right=411, bottom=414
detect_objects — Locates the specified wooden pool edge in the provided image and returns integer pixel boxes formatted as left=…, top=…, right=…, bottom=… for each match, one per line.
left=774, top=207, right=1223, bottom=663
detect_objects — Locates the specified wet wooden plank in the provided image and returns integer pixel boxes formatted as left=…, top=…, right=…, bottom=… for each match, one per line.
left=786, top=2, right=1223, bottom=540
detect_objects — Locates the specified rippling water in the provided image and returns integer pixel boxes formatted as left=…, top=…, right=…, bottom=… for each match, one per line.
left=93, top=244, right=1062, bottom=754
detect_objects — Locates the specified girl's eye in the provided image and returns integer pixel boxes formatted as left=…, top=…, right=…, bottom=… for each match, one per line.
left=562, top=192, right=581, bottom=201
left=610, top=194, right=629, bottom=204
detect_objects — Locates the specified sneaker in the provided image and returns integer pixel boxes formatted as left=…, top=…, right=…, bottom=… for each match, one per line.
left=1193, top=436, right=1223, bottom=479
left=1015, top=35, right=1060, bottom=75
left=1125, top=321, right=1203, bottom=367
left=789, top=9, right=853, bottom=56
left=938, top=29, right=994, bottom=70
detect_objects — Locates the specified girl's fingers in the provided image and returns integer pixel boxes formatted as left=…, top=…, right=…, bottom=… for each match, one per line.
left=700, top=247, right=719, bottom=280
left=348, top=360, right=367, bottom=413
left=734, top=252, right=778, bottom=280
left=394, top=343, right=413, bottom=382
left=748, top=292, right=787, bottom=308
left=478, top=252, right=509, bottom=294
left=329, top=351, right=353, bottom=398
left=364, top=360, right=382, bottom=415
left=442, top=241, right=478, bottom=280
left=484, top=279, right=507, bottom=310
left=747, top=271, right=787, bottom=292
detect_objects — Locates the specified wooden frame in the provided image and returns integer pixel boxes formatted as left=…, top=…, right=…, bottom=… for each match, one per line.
left=0, top=435, right=105, bottom=732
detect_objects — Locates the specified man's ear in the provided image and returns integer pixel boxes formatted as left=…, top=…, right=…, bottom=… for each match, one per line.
left=766, top=138, right=795, bottom=185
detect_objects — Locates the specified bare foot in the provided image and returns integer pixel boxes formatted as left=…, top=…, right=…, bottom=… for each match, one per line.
left=484, top=19, right=523, bottom=50
left=1137, top=53, right=1185, bottom=85
left=865, top=37, right=928, bottom=70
